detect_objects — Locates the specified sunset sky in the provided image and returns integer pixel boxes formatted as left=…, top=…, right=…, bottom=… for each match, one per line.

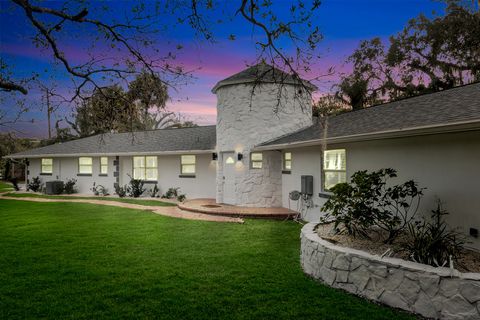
left=0, top=0, right=445, bottom=137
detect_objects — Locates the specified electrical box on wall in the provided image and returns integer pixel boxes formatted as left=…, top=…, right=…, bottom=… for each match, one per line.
left=301, top=175, right=313, bottom=196
left=470, top=228, right=479, bottom=238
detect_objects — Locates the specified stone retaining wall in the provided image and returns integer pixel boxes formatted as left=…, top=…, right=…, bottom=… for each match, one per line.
left=301, top=223, right=480, bottom=320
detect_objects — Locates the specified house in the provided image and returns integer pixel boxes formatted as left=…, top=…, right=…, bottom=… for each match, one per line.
left=6, top=63, right=480, bottom=249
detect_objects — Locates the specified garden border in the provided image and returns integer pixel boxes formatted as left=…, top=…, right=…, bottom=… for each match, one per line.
left=301, top=223, right=480, bottom=320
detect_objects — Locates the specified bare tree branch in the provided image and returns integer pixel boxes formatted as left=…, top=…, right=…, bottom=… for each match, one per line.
left=0, top=78, right=28, bottom=95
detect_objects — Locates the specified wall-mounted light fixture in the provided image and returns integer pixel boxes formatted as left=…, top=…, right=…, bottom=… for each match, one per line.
left=237, top=153, right=243, bottom=161
left=212, top=152, right=218, bottom=161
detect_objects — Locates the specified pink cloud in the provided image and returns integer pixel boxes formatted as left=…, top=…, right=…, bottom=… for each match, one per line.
left=174, top=47, right=251, bottom=79
left=167, top=100, right=216, bottom=114
left=166, top=100, right=217, bottom=125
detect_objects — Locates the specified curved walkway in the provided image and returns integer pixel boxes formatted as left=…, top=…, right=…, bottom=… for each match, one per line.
left=0, top=194, right=244, bottom=223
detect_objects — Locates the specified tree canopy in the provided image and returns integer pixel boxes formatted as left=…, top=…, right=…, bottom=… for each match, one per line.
left=336, top=1, right=480, bottom=110
left=66, top=74, right=196, bottom=137
left=128, top=71, right=169, bottom=130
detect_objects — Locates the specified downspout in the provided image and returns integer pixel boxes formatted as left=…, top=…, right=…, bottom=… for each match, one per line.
left=58, top=158, right=61, bottom=180
left=25, top=158, right=28, bottom=187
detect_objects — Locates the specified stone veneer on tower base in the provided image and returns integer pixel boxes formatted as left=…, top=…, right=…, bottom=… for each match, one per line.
left=301, top=223, right=480, bottom=320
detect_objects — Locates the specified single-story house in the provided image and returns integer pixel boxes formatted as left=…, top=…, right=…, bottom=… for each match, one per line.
left=6, top=63, right=480, bottom=249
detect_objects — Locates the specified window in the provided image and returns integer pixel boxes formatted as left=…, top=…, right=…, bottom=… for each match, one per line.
left=250, top=152, right=263, bottom=169
left=181, top=155, right=196, bottom=175
left=78, top=157, right=93, bottom=174
left=133, top=156, right=157, bottom=181
left=283, top=152, right=292, bottom=171
left=323, top=149, right=346, bottom=191
left=41, top=158, right=53, bottom=174
left=100, top=157, right=108, bottom=175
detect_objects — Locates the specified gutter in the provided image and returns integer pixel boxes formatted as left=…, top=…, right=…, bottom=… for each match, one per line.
left=211, top=79, right=317, bottom=93
left=4, top=149, right=216, bottom=160
left=253, top=119, right=480, bottom=151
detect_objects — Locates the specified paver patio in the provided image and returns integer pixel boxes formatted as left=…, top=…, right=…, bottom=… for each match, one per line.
left=178, top=198, right=298, bottom=219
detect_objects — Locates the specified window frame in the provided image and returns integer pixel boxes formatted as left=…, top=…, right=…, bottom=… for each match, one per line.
left=133, top=156, right=158, bottom=181
left=100, top=157, right=108, bottom=176
left=283, top=152, right=292, bottom=172
left=41, top=158, right=53, bottom=175
left=322, top=149, right=347, bottom=192
left=78, top=157, right=93, bottom=175
left=180, top=155, right=196, bottom=177
left=250, top=152, right=263, bottom=169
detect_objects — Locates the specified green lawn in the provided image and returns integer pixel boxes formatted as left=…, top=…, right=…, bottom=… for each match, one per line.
left=0, top=181, right=13, bottom=192
left=1, top=192, right=175, bottom=207
left=0, top=200, right=414, bottom=320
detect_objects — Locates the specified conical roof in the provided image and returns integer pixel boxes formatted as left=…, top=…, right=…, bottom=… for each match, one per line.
left=212, top=62, right=317, bottom=93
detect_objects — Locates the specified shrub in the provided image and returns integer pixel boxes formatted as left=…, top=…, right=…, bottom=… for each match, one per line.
left=402, top=202, right=466, bottom=267
left=150, top=183, right=159, bottom=198
left=98, top=185, right=109, bottom=196
left=91, top=182, right=109, bottom=196
left=127, top=175, right=145, bottom=198
left=162, top=187, right=179, bottom=199
left=91, top=182, right=100, bottom=196
left=64, top=178, right=77, bottom=194
left=177, top=194, right=186, bottom=202
left=114, top=184, right=127, bottom=198
left=27, top=176, right=42, bottom=192
left=321, top=168, right=424, bottom=244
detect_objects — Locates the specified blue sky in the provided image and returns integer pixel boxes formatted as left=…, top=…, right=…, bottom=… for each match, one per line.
left=0, top=0, right=445, bottom=137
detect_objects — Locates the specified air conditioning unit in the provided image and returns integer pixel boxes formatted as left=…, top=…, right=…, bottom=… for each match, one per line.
left=45, top=181, right=64, bottom=195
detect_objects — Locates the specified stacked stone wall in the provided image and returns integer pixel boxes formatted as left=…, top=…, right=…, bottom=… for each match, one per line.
left=301, top=223, right=480, bottom=320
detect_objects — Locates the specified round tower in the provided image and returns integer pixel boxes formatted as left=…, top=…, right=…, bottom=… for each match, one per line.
left=213, top=63, right=316, bottom=207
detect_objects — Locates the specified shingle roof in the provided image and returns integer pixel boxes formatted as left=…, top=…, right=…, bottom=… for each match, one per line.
left=212, top=62, right=317, bottom=93
left=259, top=82, right=480, bottom=147
left=7, top=125, right=216, bottom=158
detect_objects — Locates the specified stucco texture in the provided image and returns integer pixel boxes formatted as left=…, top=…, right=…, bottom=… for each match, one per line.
left=28, top=157, right=116, bottom=194
left=215, top=83, right=312, bottom=206
left=28, top=154, right=216, bottom=199
left=282, top=130, right=480, bottom=250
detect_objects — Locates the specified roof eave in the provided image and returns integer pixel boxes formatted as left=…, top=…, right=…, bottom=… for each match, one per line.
left=253, top=119, right=480, bottom=151
left=211, top=79, right=317, bottom=94
left=4, top=149, right=216, bottom=160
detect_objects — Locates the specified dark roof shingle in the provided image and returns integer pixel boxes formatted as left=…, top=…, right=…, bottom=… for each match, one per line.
left=8, top=125, right=216, bottom=158
left=260, top=82, right=480, bottom=146
left=212, top=62, right=317, bottom=93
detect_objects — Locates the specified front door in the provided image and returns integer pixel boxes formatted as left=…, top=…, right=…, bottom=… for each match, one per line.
left=222, top=152, right=236, bottom=204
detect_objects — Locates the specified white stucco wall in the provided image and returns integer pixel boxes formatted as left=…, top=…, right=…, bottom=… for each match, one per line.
left=281, top=147, right=324, bottom=220
left=281, top=130, right=480, bottom=250
left=215, top=83, right=313, bottom=206
left=27, top=154, right=216, bottom=199
left=119, top=154, right=216, bottom=199
left=27, top=157, right=116, bottom=194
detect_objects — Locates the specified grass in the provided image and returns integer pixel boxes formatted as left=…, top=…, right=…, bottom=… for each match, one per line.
left=0, top=200, right=414, bottom=320
left=1, top=192, right=175, bottom=207
left=0, top=181, right=14, bottom=192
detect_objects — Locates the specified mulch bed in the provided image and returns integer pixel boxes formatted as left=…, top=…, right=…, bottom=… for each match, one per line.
left=315, top=223, right=480, bottom=273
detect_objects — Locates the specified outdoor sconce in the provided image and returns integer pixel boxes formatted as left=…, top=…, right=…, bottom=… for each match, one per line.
left=237, top=153, right=243, bottom=161
left=212, top=153, right=218, bottom=161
